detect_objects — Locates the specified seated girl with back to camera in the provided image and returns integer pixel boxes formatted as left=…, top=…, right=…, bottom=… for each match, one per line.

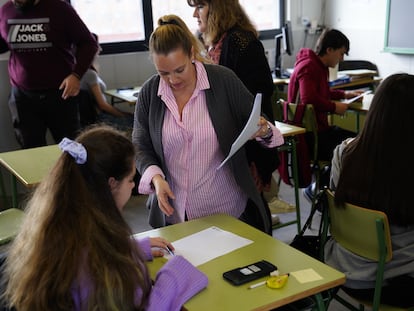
left=2, top=125, right=207, bottom=311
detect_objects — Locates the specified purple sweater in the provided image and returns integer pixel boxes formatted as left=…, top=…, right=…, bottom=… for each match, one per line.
left=71, top=237, right=208, bottom=311
left=0, top=0, right=98, bottom=91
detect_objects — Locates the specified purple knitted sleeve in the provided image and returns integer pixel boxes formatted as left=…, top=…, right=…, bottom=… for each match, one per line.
left=146, top=256, right=208, bottom=311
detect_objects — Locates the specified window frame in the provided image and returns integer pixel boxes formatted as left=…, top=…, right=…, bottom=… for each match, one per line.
left=70, top=0, right=286, bottom=55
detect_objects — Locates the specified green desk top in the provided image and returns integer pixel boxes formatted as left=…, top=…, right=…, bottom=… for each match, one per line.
left=0, top=145, right=61, bottom=188
left=135, top=214, right=345, bottom=311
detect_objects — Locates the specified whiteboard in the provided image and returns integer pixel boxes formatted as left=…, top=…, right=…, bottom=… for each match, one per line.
left=384, top=0, right=414, bottom=54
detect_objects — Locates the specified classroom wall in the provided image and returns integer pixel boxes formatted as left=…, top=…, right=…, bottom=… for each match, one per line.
left=324, top=0, right=414, bottom=78
left=1, top=0, right=414, bottom=153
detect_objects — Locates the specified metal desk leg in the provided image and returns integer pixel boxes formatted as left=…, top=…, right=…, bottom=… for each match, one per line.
left=289, top=137, right=301, bottom=233
left=11, top=175, right=18, bottom=209
left=314, top=293, right=327, bottom=311
left=273, top=138, right=302, bottom=232
left=0, top=169, right=9, bottom=209
left=356, top=112, right=360, bottom=133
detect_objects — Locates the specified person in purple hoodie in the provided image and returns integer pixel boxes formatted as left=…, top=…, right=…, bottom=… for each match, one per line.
left=0, top=0, right=98, bottom=148
left=2, top=125, right=208, bottom=311
left=287, top=28, right=361, bottom=201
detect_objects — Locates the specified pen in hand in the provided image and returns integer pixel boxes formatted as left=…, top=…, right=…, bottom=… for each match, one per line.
left=166, top=245, right=175, bottom=256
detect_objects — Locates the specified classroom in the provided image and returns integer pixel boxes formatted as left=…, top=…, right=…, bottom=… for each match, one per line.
left=1, top=0, right=412, bottom=152
left=1, top=0, right=413, bottom=310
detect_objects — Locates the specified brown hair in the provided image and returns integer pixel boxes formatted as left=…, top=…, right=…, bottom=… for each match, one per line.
left=314, top=28, right=350, bottom=56
left=187, top=0, right=257, bottom=45
left=336, top=73, right=414, bottom=226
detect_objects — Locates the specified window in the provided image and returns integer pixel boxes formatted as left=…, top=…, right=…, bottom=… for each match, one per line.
left=70, top=0, right=284, bottom=54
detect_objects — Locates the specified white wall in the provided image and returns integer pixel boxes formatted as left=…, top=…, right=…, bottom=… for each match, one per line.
left=283, top=0, right=414, bottom=78
left=323, top=0, right=414, bottom=78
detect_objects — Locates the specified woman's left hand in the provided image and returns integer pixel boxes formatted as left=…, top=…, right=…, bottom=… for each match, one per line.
left=253, top=117, right=271, bottom=139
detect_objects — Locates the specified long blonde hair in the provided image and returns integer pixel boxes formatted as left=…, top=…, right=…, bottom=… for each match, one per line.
left=149, top=14, right=210, bottom=63
left=3, top=125, right=150, bottom=311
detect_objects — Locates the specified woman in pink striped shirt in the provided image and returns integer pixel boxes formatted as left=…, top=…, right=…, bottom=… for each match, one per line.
left=133, top=15, right=284, bottom=234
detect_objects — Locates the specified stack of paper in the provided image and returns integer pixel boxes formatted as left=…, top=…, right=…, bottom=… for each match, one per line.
left=337, top=69, right=377, bottom=81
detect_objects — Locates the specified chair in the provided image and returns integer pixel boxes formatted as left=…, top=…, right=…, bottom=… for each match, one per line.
left=338, top=60, right=379, bottom=75
left=277, top=101, right=331, bottom=219
left=0, top=208, right=24, bottom=245
left=78, top=89, right=98, bottom=128
left=0, top=170, right=9, bottom=209
left=325, top=189, right=409, bottom=311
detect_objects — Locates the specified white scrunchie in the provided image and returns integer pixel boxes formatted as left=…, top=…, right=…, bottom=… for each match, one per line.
left=58, top=137, right=87, bottom=164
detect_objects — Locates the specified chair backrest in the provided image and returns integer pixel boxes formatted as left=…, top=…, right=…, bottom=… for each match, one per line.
left=338, top=60, right=379, bottom=75
left=280, top=101, right=319, bottom=162
left=0, top=208, right=24, bottom=245
left=326, top=189, right=392, bottom=262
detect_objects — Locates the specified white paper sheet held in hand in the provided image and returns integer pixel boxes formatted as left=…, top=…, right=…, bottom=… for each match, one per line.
left=342, top=90, right=372, bottom=104
left=168, top=226, right=253, bottom=266
left=217, top=93, right=262, bottom=169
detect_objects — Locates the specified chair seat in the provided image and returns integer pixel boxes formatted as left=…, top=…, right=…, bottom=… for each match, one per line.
left=0, top=208, right=25, bottom=245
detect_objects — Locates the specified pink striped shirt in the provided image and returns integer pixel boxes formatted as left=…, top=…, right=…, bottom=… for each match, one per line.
left=139, top=61, right=283, bottom=224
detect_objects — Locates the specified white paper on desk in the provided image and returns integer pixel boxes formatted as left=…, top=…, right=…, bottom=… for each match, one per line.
left=217, top=93, right=262, bottom=169
left=342, top=90, right=372, bottom=104
left=169, top=226, right=253, bottom=266
left=117, top=87, right=142, bottom=98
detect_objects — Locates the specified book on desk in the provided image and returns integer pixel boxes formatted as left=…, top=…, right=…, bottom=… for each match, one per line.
left=329, top=69, right=378, bottom=87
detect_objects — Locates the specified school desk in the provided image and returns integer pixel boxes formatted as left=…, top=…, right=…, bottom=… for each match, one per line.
left=104, top=86, right=141, bottom=105
left=0, top=145, right=60, bottom=208
left=273, top=76, right=381, bottom=90
left=134, top=214, right=345, bottom=311
left=333, top=93, right=373, bottom=132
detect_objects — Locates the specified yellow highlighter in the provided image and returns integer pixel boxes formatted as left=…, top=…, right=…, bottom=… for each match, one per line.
left=266, top=273, right=290, bottom=289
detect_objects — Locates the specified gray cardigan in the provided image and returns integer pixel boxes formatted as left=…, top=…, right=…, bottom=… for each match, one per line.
left=132, top=63, right=270, bottom=232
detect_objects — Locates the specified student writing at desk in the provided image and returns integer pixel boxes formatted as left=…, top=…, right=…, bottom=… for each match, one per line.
left=133, top=15, right=284, bottom=234
left=2, top=125, right=207, bottom=311
left=326, top=73, right=414, bottom=308
left=288, top=28, right=362, bottom=200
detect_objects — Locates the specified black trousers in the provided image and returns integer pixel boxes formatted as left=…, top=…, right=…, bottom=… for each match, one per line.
left=8, top=87, right=81, bottom=149
left=343, top=275, right=414, bottom=308
left=239, top=194, right=272, bottom=235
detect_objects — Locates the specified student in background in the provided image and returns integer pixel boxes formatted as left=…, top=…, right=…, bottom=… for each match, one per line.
left=287, top=28, right=361, bottom=200
left=187, top=0, right=294, bottom=217
left=3, top=125, right=207, bottom=311
left=133, top=15, right=284, bottom=234
left=79, top=33, right=134, bottom=131
left=0, top=0, right=98, bottom=148
left=325, top=73, right=414, bottom=308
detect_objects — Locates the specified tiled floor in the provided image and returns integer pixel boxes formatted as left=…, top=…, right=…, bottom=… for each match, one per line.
left=123, top=172, right=364, bottom=311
